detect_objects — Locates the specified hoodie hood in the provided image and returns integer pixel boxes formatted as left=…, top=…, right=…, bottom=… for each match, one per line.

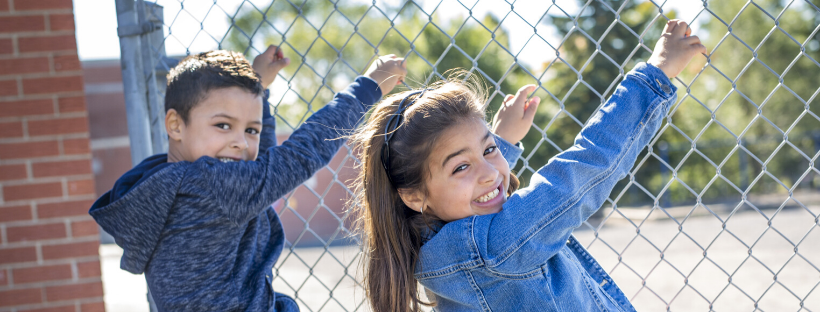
left=89, top=154, right=181, bottom=274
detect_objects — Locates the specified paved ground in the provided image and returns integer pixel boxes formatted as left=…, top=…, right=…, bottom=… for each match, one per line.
left=99, top=246, right=149, bottom=312
left=577, top=204, right=820, bottom=311
left=101, top=204, right=819, bottom=311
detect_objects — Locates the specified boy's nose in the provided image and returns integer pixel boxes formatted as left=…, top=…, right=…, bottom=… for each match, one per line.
left=231, top=132, right=249, bottom=150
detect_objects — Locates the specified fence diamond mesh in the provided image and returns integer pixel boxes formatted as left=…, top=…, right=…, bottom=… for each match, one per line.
left=114, top=0, right=820, bottom=311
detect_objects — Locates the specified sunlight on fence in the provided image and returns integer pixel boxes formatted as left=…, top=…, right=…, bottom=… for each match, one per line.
left=114, top=0, right=820, bottom=310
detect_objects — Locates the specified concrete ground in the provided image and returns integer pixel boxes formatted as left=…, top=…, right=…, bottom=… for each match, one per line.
left=99, top=246, right=149, bottom=312
left=101, top=204, right=819, bottom=311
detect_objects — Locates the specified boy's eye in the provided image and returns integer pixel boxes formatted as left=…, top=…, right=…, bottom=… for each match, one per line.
left=453, top=164, right=468, bottom=174
left=246, top=128, right=260, bottom=135
left=215, top=123, right=230, bottom=130
left=484, top=145, right=497, bottom=155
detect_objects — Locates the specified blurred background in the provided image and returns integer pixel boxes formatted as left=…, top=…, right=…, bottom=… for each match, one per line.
left=69, top=0, right=819, bottom=311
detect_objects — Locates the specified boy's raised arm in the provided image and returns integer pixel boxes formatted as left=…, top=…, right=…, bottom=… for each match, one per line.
left=199, top=55, right=406, bottom=225
left=253, top=45, right=290, bottom=151
left=257, top=90, right=277, bottom=151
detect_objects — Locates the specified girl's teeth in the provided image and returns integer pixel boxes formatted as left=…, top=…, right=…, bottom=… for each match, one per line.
left=476, top=188, right=499, bottom=203
left=219, top=157, right=237, bottom=163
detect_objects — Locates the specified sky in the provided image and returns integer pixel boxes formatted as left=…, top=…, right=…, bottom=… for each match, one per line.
left=74, top=0, right=707, bottom=64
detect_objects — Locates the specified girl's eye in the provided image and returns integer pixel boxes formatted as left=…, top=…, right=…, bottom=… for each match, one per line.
left=246, top=128, right=260, bottom=135
left=453, top=164, right=468, bottom=174
left=484, top=145, right=497, bottom=156
left=215, top=123, right=230, bottom=130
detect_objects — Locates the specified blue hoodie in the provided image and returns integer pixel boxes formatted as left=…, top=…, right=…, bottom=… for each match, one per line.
left=89, top=77, right=382, bottom=312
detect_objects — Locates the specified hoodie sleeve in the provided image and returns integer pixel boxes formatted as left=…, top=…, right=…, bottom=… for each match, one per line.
left=191, top=76, right=382, bottom=225
left=259, top=89, right=278, bottom=151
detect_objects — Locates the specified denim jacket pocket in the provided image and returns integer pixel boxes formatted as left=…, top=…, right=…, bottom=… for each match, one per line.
left=479, top=266, right=561, bottom=311
left=563, top=248, right=626, bottom=312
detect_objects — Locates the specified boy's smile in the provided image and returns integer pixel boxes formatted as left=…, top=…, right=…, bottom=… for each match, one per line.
left=406, top=118, right=510, bottom=221
left=166, top=86, right=264, bottom=163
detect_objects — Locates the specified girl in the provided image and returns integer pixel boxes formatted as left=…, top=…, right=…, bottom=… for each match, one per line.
left=350, top=20, right=705, bottom=311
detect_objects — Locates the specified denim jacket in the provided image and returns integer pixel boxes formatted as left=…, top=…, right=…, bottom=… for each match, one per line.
left=416, top=63, right=677, bottom=311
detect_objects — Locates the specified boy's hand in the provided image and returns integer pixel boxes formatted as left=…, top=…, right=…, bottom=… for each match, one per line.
left=647, top=20, right=707, bottom=78
left=492, top=85, right=540, bottom=144
left=365, top=54, right=407, bottom=96
left=253, top=45, right=290, bottom=88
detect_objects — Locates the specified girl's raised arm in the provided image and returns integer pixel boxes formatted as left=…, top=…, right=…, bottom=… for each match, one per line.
left=494, top=134, right=523, bottom=169
left=476, top=19, right=704, bottom=271
left=476, top=63, right=677, bottom=270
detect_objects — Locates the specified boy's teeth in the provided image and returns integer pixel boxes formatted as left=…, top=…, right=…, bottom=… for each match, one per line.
left=476, top=188, right=500, bottom=203
left=219, top=157, right=237, bottom=163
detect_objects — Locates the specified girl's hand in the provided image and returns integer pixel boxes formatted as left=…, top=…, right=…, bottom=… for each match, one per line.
left=364, top=54, right=407, bottom=96
left=253, top=45, right=291, bottom=88
left=492, top=84, right=540, bottom=144
left=647, top=19, right=707, bottom=78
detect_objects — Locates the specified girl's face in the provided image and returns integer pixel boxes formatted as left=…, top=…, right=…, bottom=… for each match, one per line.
left=402, top=118, right=510, bottom=222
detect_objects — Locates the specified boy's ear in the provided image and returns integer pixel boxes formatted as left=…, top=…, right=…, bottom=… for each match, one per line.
left=165, top=109, right=184, bottom=141
left=397, top=188, right=424, bottom=213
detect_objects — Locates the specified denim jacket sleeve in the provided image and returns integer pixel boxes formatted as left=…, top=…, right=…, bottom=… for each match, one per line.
left=258, top=89, right=277, bottom=151
left=191, top=76, right=382, bottom=225
left=494, top=134, right=523, bottom=169
left=474, top=63, right=677, bottom=272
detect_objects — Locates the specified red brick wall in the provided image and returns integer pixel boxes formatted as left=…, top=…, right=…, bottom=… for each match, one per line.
left=0, top=0, right=105, bottom=311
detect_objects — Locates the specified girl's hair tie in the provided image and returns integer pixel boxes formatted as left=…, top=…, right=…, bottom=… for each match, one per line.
left=381, top=88, right=432, bottom=185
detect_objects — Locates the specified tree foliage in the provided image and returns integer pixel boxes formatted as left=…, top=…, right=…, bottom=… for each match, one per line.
left=225, top=0, right=820, bottom=207
left=225, top=1, right=527, bottom=131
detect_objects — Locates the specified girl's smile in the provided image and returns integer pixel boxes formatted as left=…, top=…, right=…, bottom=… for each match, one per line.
left=473, top=181, right=504, bottom=204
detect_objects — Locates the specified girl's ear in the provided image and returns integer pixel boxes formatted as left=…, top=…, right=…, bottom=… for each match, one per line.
left=165, top=109, right=184, bottom=142
left=397, top=188, right=424, bottom=213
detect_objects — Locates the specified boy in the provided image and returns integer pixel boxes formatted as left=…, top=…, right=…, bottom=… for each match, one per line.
left=89, top=46, right=407, bottom=311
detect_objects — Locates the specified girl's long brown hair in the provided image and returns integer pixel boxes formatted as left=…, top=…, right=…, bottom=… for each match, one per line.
left=349, top=74, right=520, bottom=312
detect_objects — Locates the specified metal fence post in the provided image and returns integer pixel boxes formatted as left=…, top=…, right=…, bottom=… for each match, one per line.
left=115, top=0, right=153, bottom=167
left=139, top=1, right=170, bottom=154
left=115, top=1, right=162, bottom=310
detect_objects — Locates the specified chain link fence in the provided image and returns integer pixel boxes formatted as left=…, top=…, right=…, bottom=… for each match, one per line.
left=113, top=0, right=820, bottom=310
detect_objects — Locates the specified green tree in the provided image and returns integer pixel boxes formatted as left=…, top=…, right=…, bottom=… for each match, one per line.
left=225, top=1, right=529, bottom=132
left=518, top=0, right=663, bottom=205
left=519, top=0, right=819, bottom=208
left=224, top=0, right=818, bottom=208
left=657, top=0, right=820, bottom=205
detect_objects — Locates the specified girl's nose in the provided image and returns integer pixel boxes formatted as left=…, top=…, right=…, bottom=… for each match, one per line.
left=479, top=159, right=499, bottom=184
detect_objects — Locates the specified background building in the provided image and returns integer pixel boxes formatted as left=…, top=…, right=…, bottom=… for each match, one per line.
left=0, top=0, right=105, bottom=310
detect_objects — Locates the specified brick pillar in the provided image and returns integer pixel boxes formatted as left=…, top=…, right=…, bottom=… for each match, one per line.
left=0, top=0, right=106, bottom=311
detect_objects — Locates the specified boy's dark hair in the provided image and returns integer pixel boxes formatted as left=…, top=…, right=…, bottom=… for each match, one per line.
left=165, top=50, right=264, bottom=123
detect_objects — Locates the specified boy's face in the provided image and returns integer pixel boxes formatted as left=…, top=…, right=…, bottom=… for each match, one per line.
left=404, top=118, right=510, bottom=221
left=167, top=86, right=263, bottom=163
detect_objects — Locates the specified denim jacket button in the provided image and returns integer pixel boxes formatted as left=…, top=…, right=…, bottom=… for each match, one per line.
left=655, top=78, right=672, bottom=94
